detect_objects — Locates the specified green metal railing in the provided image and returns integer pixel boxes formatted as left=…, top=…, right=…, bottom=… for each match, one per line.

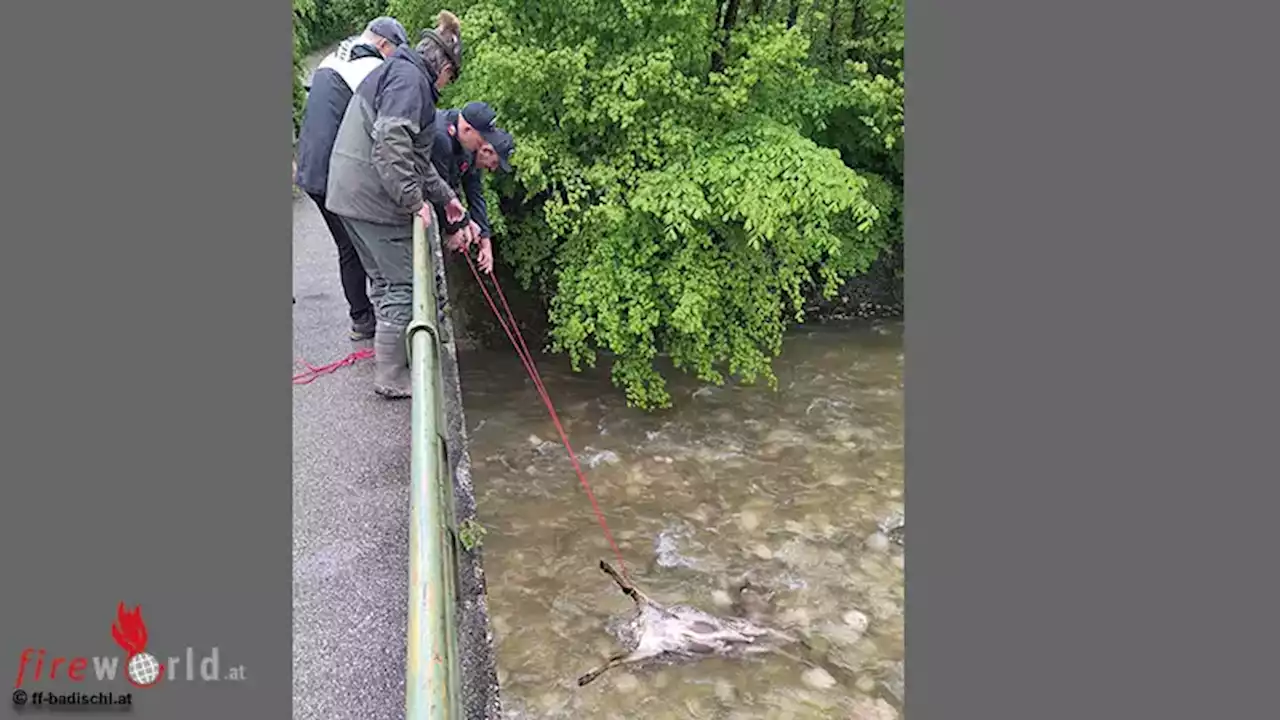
left=405, top=215, right=465, bottom=719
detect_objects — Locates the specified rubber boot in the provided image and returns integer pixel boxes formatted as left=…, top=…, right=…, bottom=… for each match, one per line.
left=372, top=321, right=412, bottom=399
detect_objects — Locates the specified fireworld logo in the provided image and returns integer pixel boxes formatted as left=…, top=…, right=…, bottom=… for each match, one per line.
left=111, top=602, right=162, bottom=687
left=13, top=602, right=246, bottom=689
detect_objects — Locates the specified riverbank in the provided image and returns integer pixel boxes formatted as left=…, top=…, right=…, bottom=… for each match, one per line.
left=442, top=245, right=903, bottom=353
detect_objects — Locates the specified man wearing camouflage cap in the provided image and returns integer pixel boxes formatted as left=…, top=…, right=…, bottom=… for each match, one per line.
left=324, top=11, right=466, bottom=399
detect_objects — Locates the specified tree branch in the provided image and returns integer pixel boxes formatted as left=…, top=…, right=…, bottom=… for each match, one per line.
left=711, top=0, right=743, bottom=74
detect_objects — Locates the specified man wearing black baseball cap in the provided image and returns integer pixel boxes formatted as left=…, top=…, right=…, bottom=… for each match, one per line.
left=428, top=101, right=515, bottom=275
left=457, top=102, right=514, bottom=173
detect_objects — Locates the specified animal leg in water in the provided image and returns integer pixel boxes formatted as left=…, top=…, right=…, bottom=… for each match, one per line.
left=576, top=651, right=639, bottom=687
left=598, top=560, right=644, bottom=604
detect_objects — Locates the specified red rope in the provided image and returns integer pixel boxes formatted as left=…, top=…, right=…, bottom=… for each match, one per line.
left=292, top=347, right=375, bottom=385
left=462, top=251, right=631, bottom=582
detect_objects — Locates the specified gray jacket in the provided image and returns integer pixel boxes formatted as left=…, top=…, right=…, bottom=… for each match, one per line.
left=325, top=45, right=454, bottom=226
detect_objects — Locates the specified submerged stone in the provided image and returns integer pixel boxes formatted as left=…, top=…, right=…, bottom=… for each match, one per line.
left=612, top=672, right=639, bottom=693
left=777, top=606, right=812, bottom=630
left=714, top=678, right=736, bottom=703
left=764, top=428, right=805, bottom=445
left=881, top=660, right=905, bottom=704
left=801, top=666, right=837, bottom=690
left=824, top=473, right=854, bottom=487
left=842, top=609, right=871, bottom=634
left=849, top=697, right=899, bottom=720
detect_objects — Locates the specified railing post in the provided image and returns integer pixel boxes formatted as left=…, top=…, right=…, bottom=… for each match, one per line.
left=405, top=214, right=463, bottom=719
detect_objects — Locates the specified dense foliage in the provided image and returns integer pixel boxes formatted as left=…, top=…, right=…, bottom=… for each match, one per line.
left=292, top=0, right=318, bottom=135
left=297, top=0, right=904, bottom=409
left=293, top=0, right=392, bottom=133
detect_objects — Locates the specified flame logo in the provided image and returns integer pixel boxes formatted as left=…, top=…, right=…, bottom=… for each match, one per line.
left=111, top=603, right=164, bottom=688
left=111, top=603, right=150, bottom=656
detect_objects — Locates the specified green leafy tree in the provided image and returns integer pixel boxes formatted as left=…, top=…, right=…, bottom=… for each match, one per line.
left=292, top=0, right=317, bottom=135
left=312, top=0, right=392, bottom=44
left=384, top=0, right=902, bottom=408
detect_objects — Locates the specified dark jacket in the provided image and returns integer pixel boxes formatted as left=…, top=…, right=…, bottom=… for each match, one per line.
left=430, top=109, right=492, bottom=239
left=293, top=38, right=384, bottom=197
left=325, top=46, right=454, bottom=226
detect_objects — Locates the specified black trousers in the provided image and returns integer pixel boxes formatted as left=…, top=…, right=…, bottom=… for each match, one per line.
left=307, top=191, right=373, bottom=323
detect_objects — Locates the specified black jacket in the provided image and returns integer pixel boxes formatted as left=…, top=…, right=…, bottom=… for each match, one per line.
left=430, top=109, right=492, bottom=238
left=325, top=45, right=454, bottom=226
left=293, top=38, right=384, bottom=197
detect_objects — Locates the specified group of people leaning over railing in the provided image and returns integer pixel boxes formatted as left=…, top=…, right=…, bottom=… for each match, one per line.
left=293, top=11, right=514, bottom=399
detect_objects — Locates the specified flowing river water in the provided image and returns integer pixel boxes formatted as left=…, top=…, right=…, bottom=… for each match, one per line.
left=458, top=320, right=904, bottom=720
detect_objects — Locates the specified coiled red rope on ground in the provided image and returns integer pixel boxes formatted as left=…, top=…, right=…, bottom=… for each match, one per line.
left=462, top=250, right=632, bottom=582
left=292, top=347, right=375, bottom=385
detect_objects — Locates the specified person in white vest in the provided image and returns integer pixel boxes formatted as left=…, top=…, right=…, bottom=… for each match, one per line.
left=294, top=17, right=408, bottom=341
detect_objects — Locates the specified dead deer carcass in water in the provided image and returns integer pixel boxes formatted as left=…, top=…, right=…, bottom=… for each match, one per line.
left=576, top=561, right=803, bottom=686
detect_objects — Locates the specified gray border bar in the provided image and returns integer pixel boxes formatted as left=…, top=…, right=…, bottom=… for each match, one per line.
left=907, top=0, right=1279, bottom=717
left=1, top=1, right=293, bottom=718
left=3, top=0, right=1278, bottom=718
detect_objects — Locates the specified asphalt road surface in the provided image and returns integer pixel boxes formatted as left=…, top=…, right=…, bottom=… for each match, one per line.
left=292, top=193, right=411, bottom=720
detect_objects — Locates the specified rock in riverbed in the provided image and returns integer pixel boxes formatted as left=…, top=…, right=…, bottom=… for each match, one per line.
left=777, top=606, right=812, bottom=630
left=881, top=660, right=905, bottom=704
left=849, top=697, right=899, bottom=720
left=584, top=447, right=621, bottom=467
left=865, top=532, right=892, bottom=552
left=764, top=427, right=806, bottom=446
left=801, top=667, right=838, bottom=690
left=842, top=609, right=870, bottom=634
left=612, top=672, right=639, bottom=693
